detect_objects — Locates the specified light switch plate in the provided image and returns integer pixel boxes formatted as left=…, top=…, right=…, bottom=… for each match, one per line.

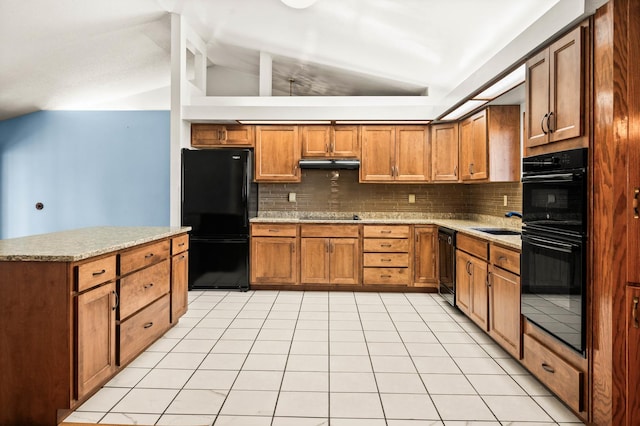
left=289, top=192, right=296, bottom=202
left=408, top=194, right=416, bottom=204
left=503, top=195, right=508, bottom=206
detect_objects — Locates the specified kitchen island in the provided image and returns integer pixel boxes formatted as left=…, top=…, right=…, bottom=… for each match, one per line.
left=0, top=226, right=190, bottom=426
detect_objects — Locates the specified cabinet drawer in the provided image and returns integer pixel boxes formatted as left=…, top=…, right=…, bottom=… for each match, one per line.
left=491, top=244, right=520, bottom=275
left=300, top=224, right=359, bottom=238
left=76, top=255, right=117, bottom=292
left=120, top=240, right=170, bottom=275
left=118, top=293, right=171, bottom=366
left=363, top=238, right=409, bottom=253
left=363, top=225, right=410, bottom=239
left=457, top=233, right=488, bottom=260
left=171, top=234, right=189, bottom=255
left=119, top=260, right=170, bottom=320
left=364, top=253, right=409, bottom=267
left=522, top=334, right=582, bottom=413
left=251, top=224, right=297, bottom=237
left=363, top=267, right=409, bottom=285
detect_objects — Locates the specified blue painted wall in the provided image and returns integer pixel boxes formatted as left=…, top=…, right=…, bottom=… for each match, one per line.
left=0, top=111, right=170, bottom=239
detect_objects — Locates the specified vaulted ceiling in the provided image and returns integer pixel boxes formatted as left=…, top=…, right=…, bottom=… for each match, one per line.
left=0, top=0, right=600, bottom=121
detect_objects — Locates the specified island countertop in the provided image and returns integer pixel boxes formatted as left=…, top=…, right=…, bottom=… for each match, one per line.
left=0, top=226, right=191, bottom=262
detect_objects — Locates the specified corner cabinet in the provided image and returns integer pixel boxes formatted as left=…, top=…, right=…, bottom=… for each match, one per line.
left=413, top=225, right=438, bottom=288
left=0, top=230, right=189, bottom=426
left=459, top=106, right=520, bottom=182
left=255, top=126, right=301, bottom=182
left=360, top=125, right=429, bottom=183
left=525, top=22, right=590, bottom=156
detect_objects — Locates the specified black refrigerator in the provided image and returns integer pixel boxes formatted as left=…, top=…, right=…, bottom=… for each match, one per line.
left=182, top=148, right=257, bottom=291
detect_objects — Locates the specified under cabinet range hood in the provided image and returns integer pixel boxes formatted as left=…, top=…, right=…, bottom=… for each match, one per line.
left=298, top=159, right=360, bottom=169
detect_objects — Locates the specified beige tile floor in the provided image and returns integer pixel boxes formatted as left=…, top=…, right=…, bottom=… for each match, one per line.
left=64, top=290, right=585, bottom=425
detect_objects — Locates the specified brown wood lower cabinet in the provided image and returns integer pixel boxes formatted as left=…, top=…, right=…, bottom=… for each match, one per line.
left=455, top=234, right=489, bottom=330
left=300, top=224, right=360, bottom=285
left=489, top=262, right=521, bottom=358
left=250, top=224, right=298, bottom=285
left=363, top=225, right=411, bottom=285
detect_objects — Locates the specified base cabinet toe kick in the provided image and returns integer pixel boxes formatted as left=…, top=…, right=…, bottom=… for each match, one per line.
left=0, top=229, right=189, bottom=426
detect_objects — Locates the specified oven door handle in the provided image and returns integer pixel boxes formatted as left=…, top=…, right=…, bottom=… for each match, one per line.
left=522, top=234, right=577, bottom=254
left=521, top=172, right=582, bottom=183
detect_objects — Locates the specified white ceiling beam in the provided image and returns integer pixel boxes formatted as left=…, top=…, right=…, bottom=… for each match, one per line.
left=259, top=52, right=273, bottom=96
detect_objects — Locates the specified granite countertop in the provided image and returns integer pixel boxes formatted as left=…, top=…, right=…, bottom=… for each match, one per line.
left=251, top=215, right=522, bottom=250
left=0, top=226, right=191, bottom=262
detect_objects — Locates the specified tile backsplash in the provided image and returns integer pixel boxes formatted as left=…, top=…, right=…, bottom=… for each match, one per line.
left=258, top=170, right=521, bottom=219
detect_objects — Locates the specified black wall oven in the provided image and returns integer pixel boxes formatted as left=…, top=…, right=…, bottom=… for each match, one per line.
left=521, top=148, right=587, bottom=355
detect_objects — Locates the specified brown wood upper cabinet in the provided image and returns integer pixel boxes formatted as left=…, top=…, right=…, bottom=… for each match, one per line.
left=301, top=125, right=359, bottom=158
left=191, top=124, right=255, bottom=147
left=431, top=122, right=459, bottom=182
left=254, top=126, right=301, bottom=182
left=525, top=24, right=589, bottom=155
left=360, top=125, right=429, bottom=183
left=459, top=106, right=520, bottom=182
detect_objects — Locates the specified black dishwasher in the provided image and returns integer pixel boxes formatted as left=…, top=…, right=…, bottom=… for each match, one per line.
left=438, top=227, right=457, bottom=306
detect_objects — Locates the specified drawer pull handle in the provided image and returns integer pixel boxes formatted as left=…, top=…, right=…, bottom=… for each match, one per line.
left=633, top=188, right=639, bottom=219
left=633, top=296, right=639, bottom=329
left=541, top=363, right=555, bottom=374
left=380, top=230, right=392, bottom=234
left=178, top=242, right=186, bottom=247
left=381, top=244, right=392, bottom=248
left=381, top=274, right=392, bottom=278
left=143, top=322, right=154, bottom=329
left=92, top=269, right=106, bottom=276
left=381, top=259, right=392, bottom=262
left=498, top=256, right=507, bottom=262
left=268, top=229, right=280, bottom=232
left=145, top=253, right=155, bottom=259
left=144, top=283, right=154, bottom=289
left=179, top=255, right=186, bottom=260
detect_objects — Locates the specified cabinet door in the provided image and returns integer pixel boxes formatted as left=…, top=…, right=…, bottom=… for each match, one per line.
left=469, top=255, right=489, bottom=331
left=301, top=238, right=329, bottom=284
left=459, top=118, right=473, bottom=181
left=489, top=266, right=521, bottom=358
left=251, top=237, right=298, bottom=284
left=330, top=238, right=360, bottom=285
left=525, top=49, right=551, bottom=148
left=549, top=26, right=583, bottom=143
left=301, top=125, right=331, bottom=157
left=332, top=125, right=360, bottom=158
left=171, top=251, right=188, bottom=323
left=431, top=123, right=459, bottom=181
left=360, top=126, right=395, bottom=182
left=76, top=282, right=116, bottom=399
left=396, top=126, right=429, bottom=182
left=191, top=124, right=224, bottom=147
left=455, top=251, right=472, bottom=315
left=460, top=111, right=488, bottom=181
left=414, top=226, right=437, bottom=287
left=627, top=286, right=640, bottom=424
left=255, top=126, right=301, bottom=182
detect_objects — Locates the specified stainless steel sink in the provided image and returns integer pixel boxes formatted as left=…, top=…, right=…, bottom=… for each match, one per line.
left=471, top=227, right=521, bottom=236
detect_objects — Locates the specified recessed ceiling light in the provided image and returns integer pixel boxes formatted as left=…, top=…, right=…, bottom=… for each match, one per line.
left=281, top=0, right=318, bottom=9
